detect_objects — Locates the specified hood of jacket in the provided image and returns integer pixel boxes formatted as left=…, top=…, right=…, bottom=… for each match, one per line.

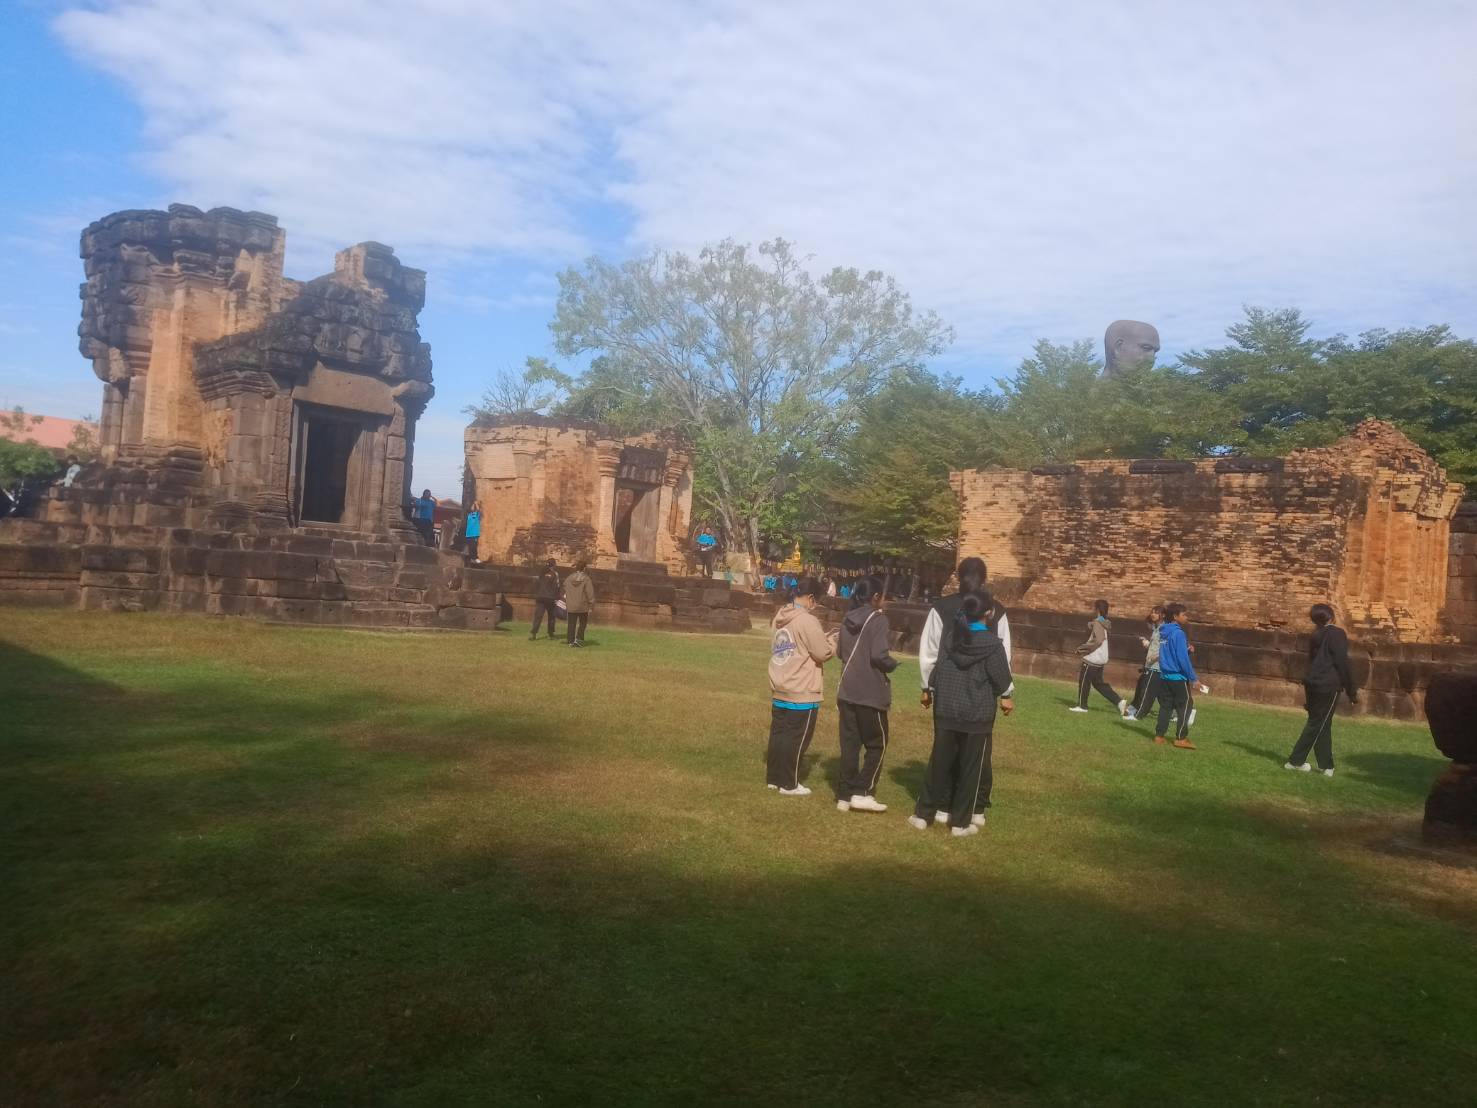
left=842, top=606, right=874, bottom=633
left=773, top=603, right=809, bottom=631
left=948, top=627, right=1003, bottom=670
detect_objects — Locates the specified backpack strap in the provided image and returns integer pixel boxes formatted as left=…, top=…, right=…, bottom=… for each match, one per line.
left=839, top=610, right=879, bottom=686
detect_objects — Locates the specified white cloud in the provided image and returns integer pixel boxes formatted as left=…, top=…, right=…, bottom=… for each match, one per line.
left=55, top=0, right=1477, bottom=366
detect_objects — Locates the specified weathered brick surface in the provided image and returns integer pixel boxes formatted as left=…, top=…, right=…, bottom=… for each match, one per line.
left=1447, top=502, right=1477, bottom=643
left=953, top=421, right=1464, bottom=643
left=465, top=417, right=695, bottom=573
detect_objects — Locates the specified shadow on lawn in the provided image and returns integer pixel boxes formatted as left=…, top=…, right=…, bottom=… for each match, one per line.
left=5, top=638, right=1477, bottom=1106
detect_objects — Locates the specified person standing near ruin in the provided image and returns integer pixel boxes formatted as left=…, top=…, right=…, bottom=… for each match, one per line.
left=834, top=576, right=897, bottom=814
left=1125, top=605, right=1166, bottom=722
left=919, top=556, right=1013, bottom=826
left=765, top=577, right=837, bottom=796
left=909, top=591, right=1014, bottom=837
left=1154, top=603, right=1208, bottom=749
left=463, top=501, right=483, bottom=565
left=411, top=488, right=436, bottom=545
left=562, top=560, right=596, bottom=647
left=1071, top=600, right=1127, bottom=715
left=530, top=559, right=561, bottom=641
left=1284, top=604, right=1358, bottom=777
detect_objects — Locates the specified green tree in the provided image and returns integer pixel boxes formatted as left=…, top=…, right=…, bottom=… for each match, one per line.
left=0, top=407, right=61, bottom=489
left=825, top=370, right=1000, bottom=570
left=549, top=239, right=952, bottom=559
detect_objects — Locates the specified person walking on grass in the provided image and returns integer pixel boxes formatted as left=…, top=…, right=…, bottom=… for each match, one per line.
left=562, top=560, right=595, bottom=647
left=834, top=576, right=898, bottom=814
left=766, top=577, right=838, bottom=797
left=1071, top=600, right=1127, bottom=715
left=1154, top=603, right=1210, bottom=749
left=909, top=591, right=1014, bottom=838
left=1285, top=603, right=1358, bottom=777
left=1125, top=604, right=1166, bottom=722
left=530, top=558, right=561, bottom=641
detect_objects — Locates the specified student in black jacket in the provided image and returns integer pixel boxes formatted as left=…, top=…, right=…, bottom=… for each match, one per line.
left=909, top=590, right=1014, bottom=837
left=1284, top=604, right=1359, bottom=777
left=529, top=559, right=561, bottom=641
left=834, top=576, right=898, bottom=814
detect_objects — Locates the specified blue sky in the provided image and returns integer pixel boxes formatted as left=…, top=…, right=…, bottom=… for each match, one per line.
left=3, top=0, right=1475, bottom=496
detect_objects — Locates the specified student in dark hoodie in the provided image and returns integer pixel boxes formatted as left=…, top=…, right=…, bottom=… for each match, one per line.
left=1070, top=599, right=1126, bottom=714
left=1284, top=603, right=1358, bottom=777
left=766, top=577, right=838, bottom=797
left=529, top=559, right=561, bottom=641
left=834, top=576, right=898, bottom=814
left=909, top=590, right=1014, bottom=837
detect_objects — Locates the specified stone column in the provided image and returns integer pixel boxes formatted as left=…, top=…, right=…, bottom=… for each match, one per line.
left=594, top=441, right=621, bottom=562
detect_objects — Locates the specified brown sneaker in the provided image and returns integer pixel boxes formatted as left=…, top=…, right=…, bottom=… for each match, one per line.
left=1153, top=736, right=1167, bottom=745
left=1173, top=738, right=1197, bottom=750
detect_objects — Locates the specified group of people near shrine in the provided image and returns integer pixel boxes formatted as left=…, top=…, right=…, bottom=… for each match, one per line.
left=763, top=556, right=1362, bottom=838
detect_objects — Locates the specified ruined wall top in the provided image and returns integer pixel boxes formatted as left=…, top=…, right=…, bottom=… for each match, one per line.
left=465, top=413, right=690, bottom=454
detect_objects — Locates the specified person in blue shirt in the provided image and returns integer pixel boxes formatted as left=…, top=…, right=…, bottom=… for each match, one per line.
left=410, top=488, right=436, bottom=545
left=1155, top=603, right=1209, bottom=749
left=463, top=500, right=483, bottom=564
left=695, top=526, right=718, bottom=577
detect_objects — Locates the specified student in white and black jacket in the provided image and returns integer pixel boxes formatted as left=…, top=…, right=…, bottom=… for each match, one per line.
left=918, top=557, right=1013, bottom=826
left=911, top=590, right=1014, bottom=837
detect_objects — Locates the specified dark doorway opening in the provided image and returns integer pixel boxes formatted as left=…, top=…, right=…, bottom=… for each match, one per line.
left=299, top=416, right=360, bottom=524
left=614, top=487, right=645, bottom=554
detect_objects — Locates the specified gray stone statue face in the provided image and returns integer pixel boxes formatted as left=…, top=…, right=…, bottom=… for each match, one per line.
left=1104, top=320, right=1160, bottom=376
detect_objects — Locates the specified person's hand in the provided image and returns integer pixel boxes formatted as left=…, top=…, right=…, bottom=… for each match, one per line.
left=1198, top=684, right=1210, bottom=695
left=1000, top=696, right=1014, bottom=716
left=920, top=690, right=932, bottom=709
left=1139, top=637, right=1150, bottom=648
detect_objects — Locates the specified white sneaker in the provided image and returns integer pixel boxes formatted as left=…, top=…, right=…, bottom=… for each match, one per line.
left=1124, top=708, right=1138, bottom=721
left=767, top=783, right=778, bottom=789
left=934, top=811, right=949, bottom=825
left=778, top=784, right=811, bottom=797
left=1322, top=768, right=1335, bottom=778
left=836, top=799, right=850, bottom=811
left=950, top=824, right=979, bottom=838
left=906, top=815, right=928, bottom=831
left=849, top=795, right=887, bottom=813
left=1069, top=706, right=1089, bottom=714
left=1284, top=762, right=1312, bottom=773
left=971, top=813, right=986, bottom=827
left=1118, top=699, right=1129, bottom=716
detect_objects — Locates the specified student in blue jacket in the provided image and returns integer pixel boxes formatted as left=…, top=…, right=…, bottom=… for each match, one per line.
left=1154, top=603, right=1210, bottom=749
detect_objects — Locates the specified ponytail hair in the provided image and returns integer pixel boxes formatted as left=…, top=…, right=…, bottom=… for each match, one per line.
left=952, top=588, right=995, bottom=645
left=788, top=576, right=824, bottom=602
left=849, top=574, right=884, bottom=609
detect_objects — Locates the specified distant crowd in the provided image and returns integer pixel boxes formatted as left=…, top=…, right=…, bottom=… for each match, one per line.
left=763, top=556, right=1360, bottom=839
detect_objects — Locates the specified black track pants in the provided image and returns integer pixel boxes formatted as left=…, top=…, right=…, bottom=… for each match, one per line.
left=916, top=724, right=989, bottom=829
left=1077, top=663, right=1122, bottom=709
left=565, top=611, right=589, bottom=644
left=1288, top=683, right=1339, bottom=770
left=1155, top=680, right=1195, bottom=739
left=837, top=700, right=889, bottom=799
left=1130, top=669, right=1162, bottom=718
left=766, top=706, right=818, bottom=790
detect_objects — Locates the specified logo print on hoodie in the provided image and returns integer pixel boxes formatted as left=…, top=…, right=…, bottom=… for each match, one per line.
left=772, top=629, right=798, bottom=661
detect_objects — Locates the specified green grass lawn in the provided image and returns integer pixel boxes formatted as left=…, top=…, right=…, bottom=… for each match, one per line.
left=2, top=611, right=1474, bottom=1106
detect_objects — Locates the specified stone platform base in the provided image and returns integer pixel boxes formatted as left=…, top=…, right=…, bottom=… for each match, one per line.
left=0, top=519, right=750, bottom=634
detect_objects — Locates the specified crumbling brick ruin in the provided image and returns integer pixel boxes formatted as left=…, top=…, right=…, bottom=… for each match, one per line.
left=72, top=204, right=431, bottom=537
left=0, top=206, right=748, bottom=635
left=464, top=417, right=695, bottom=573
left=953, top=421, right=1465, bottom=643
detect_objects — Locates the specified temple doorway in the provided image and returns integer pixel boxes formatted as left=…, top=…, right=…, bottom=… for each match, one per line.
left=294, top=407, right=365, bottom=525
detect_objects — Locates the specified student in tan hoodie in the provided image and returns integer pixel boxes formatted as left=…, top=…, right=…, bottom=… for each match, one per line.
left=766, top=576, right=837, bottom=796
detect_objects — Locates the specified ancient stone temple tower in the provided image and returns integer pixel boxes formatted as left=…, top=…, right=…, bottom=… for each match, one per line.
left=74, top=204, right=432, bottom=536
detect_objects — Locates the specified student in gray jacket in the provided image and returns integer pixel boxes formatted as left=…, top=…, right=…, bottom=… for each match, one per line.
left=834, top=576, right=898, bottom=814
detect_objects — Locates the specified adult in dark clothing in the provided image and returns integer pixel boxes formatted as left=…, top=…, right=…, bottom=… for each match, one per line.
left=910, top=590, right=1014, bottom=837
left=1285, top=604, right=1358, bottom=776
left=834, top=576, right=898, bottom=813
left=529, top=559, right=561, bottom=640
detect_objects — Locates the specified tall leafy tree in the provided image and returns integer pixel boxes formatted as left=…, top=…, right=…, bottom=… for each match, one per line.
left=549, top=239, right=952, bottom=559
